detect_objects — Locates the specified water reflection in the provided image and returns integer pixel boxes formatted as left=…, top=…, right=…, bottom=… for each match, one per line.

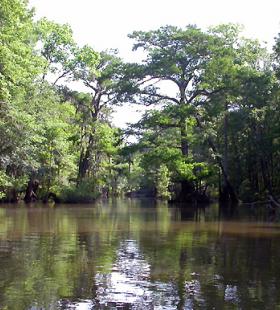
left=95, top=239, right=179, bottom=309
left=0, top=200, right=279, bottom=309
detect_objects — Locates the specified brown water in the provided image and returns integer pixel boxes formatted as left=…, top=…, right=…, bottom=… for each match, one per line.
left=0, top=199, right=280, bottom=309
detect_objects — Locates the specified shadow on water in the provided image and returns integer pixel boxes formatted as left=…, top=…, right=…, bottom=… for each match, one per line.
left=0, top=199, right=280, bottom=309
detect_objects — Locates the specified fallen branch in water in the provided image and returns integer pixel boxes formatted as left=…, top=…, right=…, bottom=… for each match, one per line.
left=241, top=195, right=280, bottom=209
left=242, top=200, right=269, bottom=207
left=268, top=195, right=280, bottom=208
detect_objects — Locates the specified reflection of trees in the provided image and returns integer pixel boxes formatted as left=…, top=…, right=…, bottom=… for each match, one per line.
left=0, top=201, right=279, bottom=308
left=134, top=203, right=280, bottom=309
left=0, top=205, right=122, bottom=309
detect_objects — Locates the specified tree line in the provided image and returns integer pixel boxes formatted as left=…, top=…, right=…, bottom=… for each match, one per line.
left=1, top=0, right=280, bottom=204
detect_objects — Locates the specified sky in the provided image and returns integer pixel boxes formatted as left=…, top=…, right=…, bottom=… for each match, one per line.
left=29, top=0, right=280, bottom=127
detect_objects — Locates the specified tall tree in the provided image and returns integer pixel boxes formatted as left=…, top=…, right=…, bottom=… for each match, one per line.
left=126, top=25, right=239, bottom=201
left=72, top=48, right=125, bottom=183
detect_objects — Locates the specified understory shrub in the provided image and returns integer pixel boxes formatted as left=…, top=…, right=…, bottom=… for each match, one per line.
left=60, top=180, right=100, bottom=203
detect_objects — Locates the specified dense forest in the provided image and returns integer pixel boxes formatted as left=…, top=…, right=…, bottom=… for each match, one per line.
left=1, top=0, right=280, bottom=204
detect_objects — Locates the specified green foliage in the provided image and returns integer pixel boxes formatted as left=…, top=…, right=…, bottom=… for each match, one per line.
left=60, top=180, right=100, bottom=203
left=122, top=24, right=280, bottom=201
left=74, top=45, right=100, bottom=81
left=155, top=164, right=171, bottom=200
left=36, top=18, right=77, bottom=84
left=0, top=0, right=43, bottom=101
left=0, top=1, right=279, bottom=203
left=0, top=1, right=130, bottom=202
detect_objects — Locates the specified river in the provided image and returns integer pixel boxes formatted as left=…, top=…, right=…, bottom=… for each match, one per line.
left=0, top=199, right=279, bottom=309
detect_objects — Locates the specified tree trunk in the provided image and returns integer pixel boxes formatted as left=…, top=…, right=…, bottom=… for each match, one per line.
left=24, top=179, right=39, bottom=203
left=180, top=118, right=189, bottom=157
left=220, top=106, right=236, bottom=203
left=78, top=148, right=90, bottom=183
left=77, top=135, right=94, bottom=184
left=218, top=162, right=239, bottom=204
left=260, top=158, right=273, bottom=194
left=178, top=117, right=196, bottom=201
left=7, top=188, right=18, bottom=203
left=223, top=106, right=229, bottom=180
left=179, top=180, right=195, bottom=202
left=195, top=115, right=238, bottom=204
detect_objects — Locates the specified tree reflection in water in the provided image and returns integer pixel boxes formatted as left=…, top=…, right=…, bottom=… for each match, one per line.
left=0, top=201, right=280, bottom=309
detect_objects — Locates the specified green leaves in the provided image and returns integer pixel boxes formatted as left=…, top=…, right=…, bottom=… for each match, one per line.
left=36, top=18, right=78, bottom=84
left=1, top=2, right=279, bottom=202
left=74, top=45, right=100, bottom=80
left=0, top=0, right=41, bottom=100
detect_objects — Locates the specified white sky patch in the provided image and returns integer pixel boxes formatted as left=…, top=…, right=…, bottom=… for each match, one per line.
left=29, top=0, right=280, bottom=127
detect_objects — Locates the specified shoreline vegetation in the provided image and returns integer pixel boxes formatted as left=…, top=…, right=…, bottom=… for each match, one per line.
left=1, top=0, right=280, bottom=206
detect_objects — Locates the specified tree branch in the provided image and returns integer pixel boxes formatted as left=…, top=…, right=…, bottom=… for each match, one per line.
left=52, top=70, right=71, bottom=86
left=140, top=91, right=180, bottom=105
left=187, top=88, right=225, bottom=104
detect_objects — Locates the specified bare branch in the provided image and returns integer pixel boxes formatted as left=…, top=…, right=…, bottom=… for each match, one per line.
left=140, top=91, right=180, bottom=105
left=187, top=88, right=225, bottom=104
left=52, top=70, right=71, bottom=86
left=84, top=80, right=98, bottom=93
